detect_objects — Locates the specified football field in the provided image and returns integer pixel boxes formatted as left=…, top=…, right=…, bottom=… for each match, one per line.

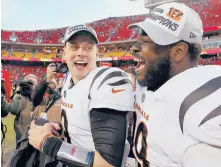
left=1, top=114, right=16, bottom=167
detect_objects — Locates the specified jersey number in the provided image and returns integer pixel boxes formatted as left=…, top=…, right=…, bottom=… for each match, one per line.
left=61, top=109, right=71, bottom=143
left=134, top=121, right=149, bottom=167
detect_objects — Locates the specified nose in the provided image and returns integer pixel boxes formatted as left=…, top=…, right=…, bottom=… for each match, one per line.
left=130, top=42, right=142, bottom=57
left=76, top=48, right=86, bottom=58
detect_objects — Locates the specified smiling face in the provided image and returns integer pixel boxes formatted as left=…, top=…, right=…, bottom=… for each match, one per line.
left=62, top=33, right=97, bottom=83
left=131, top=35, right=172, bottom=91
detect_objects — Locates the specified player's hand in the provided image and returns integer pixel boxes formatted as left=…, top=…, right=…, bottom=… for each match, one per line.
left=46, top=64, right=57, bottom=82
left=28, top=121, right=61, bottom=150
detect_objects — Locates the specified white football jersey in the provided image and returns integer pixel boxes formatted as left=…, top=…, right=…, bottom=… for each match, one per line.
left=61, top=67, right=135, bottom=166
left=133, top=65, right=221, bottom=167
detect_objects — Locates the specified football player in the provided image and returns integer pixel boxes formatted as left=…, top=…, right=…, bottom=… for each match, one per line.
left=128, top=2, right=221, bottom=167
left=28, top=24, right=135, bottom=167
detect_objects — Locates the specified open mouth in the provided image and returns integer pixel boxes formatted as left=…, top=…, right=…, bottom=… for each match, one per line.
left=74, top=60, right=88, bottom=68
left=134, top=57, right=146, bottom=74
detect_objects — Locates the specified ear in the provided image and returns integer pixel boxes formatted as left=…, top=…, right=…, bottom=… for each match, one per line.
left=170, top=42, right=188, bottom=63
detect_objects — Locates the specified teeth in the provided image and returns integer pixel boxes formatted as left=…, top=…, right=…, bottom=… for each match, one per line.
left=75, top=61, right=87, bottom=64
left=134, top=57, right=144, bottom=63
left=134, top=58, right=140, bottom=62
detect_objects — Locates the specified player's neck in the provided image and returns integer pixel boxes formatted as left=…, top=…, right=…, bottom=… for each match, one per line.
left=171, top=58, right=197, bottom=78
left=71, top=66, right=97, bottom=84
left=71, top=76, right=80, bottom=84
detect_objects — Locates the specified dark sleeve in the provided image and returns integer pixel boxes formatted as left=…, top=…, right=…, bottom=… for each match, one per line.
left=31, top=79, right=48, bottom=106
left=9, top=95, right=23, bottom=115
left=90, top=108, right=127, bottom=167
left=1, top=94, right=9, bottom=117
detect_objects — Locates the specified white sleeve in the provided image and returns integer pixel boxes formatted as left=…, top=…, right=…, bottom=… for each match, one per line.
left=184, top=88, right=221, bottom=147
left=183, top=143, right=221, bottom=167
left=89, top=68, right=135, bottom=112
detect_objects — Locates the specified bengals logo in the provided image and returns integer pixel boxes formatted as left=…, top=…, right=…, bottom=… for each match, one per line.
left=166, top=7, right=183, bottom=21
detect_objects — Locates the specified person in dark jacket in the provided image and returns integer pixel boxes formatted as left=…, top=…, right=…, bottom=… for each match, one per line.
left=31, top=64, right=59, bottom=109
left=10, top=74, right=37, bottom=144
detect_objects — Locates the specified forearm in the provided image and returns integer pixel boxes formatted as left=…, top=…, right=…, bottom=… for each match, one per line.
left=42, top=137, right=95, bottom=167
left=31, top=79, right=48, bottom=106
left=41, top=108, right=127, bottom=167
left=42, top=137, right=112, bottom=167
left=93, top=152, right=114, bottom=167
left=42, top=137, right=114, bottom=167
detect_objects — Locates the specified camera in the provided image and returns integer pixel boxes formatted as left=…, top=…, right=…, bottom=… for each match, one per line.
left=10, top=80, right=34, bottom=99
left=17, top=80, right=34, bottom=96
left=55, top=63, right=68, bottom=73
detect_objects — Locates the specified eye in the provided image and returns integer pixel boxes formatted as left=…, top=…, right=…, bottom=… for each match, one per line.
left=143, top=40, right=149, bottom=43
left=85, top=45, right=93, bottom=51
left=69, top=45, right=79, bottom=51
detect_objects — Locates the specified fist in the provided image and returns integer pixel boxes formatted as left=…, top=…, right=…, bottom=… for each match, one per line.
left=46, top=64, right=57, bottom=82
left=28, top=121, right=61, bottom=150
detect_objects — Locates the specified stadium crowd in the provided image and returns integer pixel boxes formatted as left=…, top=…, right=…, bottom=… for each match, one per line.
left=1, top=0, right=221, bottom=44
left=2, top=54, right=221, bottom=88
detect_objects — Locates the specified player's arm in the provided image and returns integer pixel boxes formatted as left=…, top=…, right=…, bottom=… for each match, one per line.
left=184, top=116, right=221, bottom=167
left=88, top=68, right=135, bottom=166
left=90, top=108, right=127, bottom=167
left=183, top=143, right=221, bottom=167
left=182, top=96, right=221, bottom=167
left=29, top=108, right=127, bottom=167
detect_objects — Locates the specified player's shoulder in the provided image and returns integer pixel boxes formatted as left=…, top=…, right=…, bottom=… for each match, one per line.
left=88, top=67, right=135, bottom=112
left=153, top=65, right=221, bottom=139
left=154, top=65, right=221, bottom=99
left=90, top=66, right=129, bottom=78
left=89, top=66, right=131, bottom=91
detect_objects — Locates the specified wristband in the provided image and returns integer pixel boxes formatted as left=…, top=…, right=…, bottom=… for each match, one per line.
left=43, top=137, right=94, bottom=167
left=57, top=142, right=94, bottom=165
left=39, top=134, right=54, bottom=152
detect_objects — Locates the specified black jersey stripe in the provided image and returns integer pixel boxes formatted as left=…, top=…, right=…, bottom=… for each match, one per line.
left=179, top=76, right=221, bottom=133
left=199, top=104, right=221, bottom=126
left=97, top=71, right=128, bottom=90
left=88, top=67, right=110, bottom=99
left=107, top=78, right=132, bottom=86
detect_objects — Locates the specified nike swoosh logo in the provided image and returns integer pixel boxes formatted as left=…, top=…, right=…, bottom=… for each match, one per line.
left=112, top=88, right=125, bottom=94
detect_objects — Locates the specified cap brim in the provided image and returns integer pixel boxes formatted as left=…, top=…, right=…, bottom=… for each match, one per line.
left=65, top=30, right=99, bottom=44
left=128, top=22, right=180, bottom=45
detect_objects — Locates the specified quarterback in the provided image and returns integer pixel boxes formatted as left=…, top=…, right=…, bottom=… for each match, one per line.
left=28, top=24, right=134, bottom=167
left=129, top=2, right=221, bottom=167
